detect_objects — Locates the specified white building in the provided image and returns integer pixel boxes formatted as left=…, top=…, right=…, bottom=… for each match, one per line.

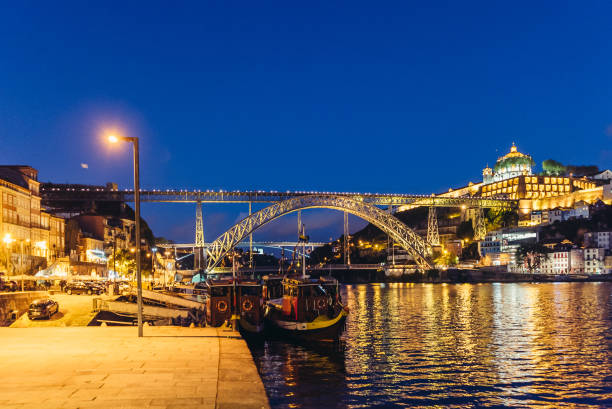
left=584, top=231, right=611, bottom=250
left=479, top=227, right=538, bottom=266
left=584, top=248, right=606, bottom=274
left=548, top=209, right=564, bottom=224
left=590, top=169, right=612, bottom=182
left=564, top=202, right=590, bottom=220
left=541, top=249, right=570, bottom=274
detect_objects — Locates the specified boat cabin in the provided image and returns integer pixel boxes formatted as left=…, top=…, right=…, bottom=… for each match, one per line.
left=280, top=277, right=336, bottom=322
left=262, top=275, right=284, bottom=301
left=236, top=279, right=264, bottom=332
left=205, top=278, right=233, bottom=327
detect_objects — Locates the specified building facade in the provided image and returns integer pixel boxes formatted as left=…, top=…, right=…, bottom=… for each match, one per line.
left=0, top=165, right=65, bottom=274
left=584, top=231, right=611, bottom=250
left=478, top=227, right=538, bottom=266
left=584, top=248, right=606, bottom=274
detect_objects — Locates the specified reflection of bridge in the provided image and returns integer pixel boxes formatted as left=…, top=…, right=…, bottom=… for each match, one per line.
left=158, top=241, right=326, bottom=259
left=41, top=184, right=517, bottom=273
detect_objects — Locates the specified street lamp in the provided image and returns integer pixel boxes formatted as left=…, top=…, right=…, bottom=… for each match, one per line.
left=108, top=134, right=144, bottom=337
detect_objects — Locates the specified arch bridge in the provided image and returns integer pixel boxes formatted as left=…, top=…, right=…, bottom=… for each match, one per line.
left=205, top=195, right=434, bottom=272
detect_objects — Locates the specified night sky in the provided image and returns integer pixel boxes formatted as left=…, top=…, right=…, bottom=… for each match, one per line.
left=1, top=2, right=611, bottom=243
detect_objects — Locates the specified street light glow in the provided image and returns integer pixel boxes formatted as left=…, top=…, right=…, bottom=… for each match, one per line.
left=108, top=134, right=119, bottom=143
left=3, top=233, right=14, bottom=245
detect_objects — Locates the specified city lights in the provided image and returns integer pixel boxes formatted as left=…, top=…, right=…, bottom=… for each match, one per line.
left=3, top=233, right=14, bottom=245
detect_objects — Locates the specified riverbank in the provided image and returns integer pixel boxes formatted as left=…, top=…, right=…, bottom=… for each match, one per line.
left=329, top=268, right=612, bottom=284
left=0, top=326, right=269, bottom=408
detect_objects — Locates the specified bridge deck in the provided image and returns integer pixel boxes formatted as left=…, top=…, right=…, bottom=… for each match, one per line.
left=41, top=184, right=516, bottom=208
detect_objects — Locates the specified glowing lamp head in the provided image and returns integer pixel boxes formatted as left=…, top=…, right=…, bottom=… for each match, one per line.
left=108, top=135, right=119, bottom=143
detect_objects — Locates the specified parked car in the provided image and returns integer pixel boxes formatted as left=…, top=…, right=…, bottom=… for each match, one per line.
left=85, top=281, right=106, bottom=295
left=0, top=279, right=18, bottom=292
left=28, top=298, right=59, bottom=320
left=118, top=282, right=132, bottom=295
left=64, top=281, right=93, bottom=295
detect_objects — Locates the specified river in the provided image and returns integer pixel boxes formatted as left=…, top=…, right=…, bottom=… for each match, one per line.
left=248, top=282, right=612, bottom=408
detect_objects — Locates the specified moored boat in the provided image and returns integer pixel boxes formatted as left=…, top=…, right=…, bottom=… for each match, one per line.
left=235, top=279, right=264, bottom=334
left=204, top=277, right=265, bottom=334
left=205, top=278, right=233, bottom=327
left=265, top=275, right=348, bottom=342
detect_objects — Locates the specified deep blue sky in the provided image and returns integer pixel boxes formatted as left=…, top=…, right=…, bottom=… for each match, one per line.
left=1, top=1, right=611, bottom=243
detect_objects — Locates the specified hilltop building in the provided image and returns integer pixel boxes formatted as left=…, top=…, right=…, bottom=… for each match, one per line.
left=482, top=143, right=534, bottom=184
left=438, top=144, right=611, bottom=211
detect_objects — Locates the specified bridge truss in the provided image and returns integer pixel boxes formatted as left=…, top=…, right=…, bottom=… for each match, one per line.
left=205, top=195, right=433, bottom=272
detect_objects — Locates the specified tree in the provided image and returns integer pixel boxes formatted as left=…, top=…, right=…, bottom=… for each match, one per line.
left=515, top=243, right=549, bottom=273
left=542, top=159, right=566, bottom=176
left=107, top=249, right=136, bottom=279
left=434, top=251, right=458, bottom=267
left=565, top=165, right=599, bottom=177
left=460, top=242, right=480, bottom=261
left=457, top=220, right=474, bottom=240
left=486, top=209, right=518, bottom=230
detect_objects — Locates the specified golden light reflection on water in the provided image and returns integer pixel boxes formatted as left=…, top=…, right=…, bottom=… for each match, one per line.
left=251, top=283, right=612, bottom=408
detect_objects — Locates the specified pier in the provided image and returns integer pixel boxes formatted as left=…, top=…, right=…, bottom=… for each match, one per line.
left=0, top=326, right=269, bottom=409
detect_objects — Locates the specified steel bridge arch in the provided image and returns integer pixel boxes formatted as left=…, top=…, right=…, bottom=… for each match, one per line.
left=206, top=195, right=433, bottom=272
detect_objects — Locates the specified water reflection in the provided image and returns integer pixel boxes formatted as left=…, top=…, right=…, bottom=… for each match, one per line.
left=248, top=283, right=612, bottom=408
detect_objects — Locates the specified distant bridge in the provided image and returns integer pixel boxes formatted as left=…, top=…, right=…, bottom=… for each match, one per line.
left=156, top=241, right=328, bottom=249
left=207, top=263, right=384, bottom=274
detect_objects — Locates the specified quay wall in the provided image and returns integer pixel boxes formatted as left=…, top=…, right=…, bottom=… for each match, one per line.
left=0, top=291, right=48, bottom=326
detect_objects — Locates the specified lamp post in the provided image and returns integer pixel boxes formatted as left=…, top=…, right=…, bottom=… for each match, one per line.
left=151, top=247, right=157, bottom=286
left=108, top=134, right=143, bottom=337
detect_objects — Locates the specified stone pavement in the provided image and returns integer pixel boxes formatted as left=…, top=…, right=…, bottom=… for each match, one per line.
left=0, top=326, right=269, bottom=409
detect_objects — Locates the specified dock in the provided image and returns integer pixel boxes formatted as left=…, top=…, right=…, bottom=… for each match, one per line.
left=0, top=326, right=269, bottom=409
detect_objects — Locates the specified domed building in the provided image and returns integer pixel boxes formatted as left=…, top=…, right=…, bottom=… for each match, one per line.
left=483, top=143, right=534, bottom=184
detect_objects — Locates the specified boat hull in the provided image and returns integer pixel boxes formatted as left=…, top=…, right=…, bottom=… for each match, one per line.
left=265, top=308, right=348, bottom=341
left=238, top=317, right=265, bottom=334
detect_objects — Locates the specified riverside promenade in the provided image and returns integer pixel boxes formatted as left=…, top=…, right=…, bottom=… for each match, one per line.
left=0, top=326, right=269, bottom=409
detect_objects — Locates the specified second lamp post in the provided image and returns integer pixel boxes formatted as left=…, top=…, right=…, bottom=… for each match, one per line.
left=108, top=134, right=144, bottom=337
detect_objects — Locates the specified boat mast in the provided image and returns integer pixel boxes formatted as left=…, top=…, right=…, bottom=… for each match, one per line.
left=301, top=224, right=306, bottom=279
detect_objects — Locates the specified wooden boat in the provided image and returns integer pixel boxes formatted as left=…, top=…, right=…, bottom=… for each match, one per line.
left=205, top=278, right=233, bottom=327
left=204, top=278, right=264, bottom=334
left=235, top=278, right=264, bottom=334
left=265, top=275, right=348, bottom=341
